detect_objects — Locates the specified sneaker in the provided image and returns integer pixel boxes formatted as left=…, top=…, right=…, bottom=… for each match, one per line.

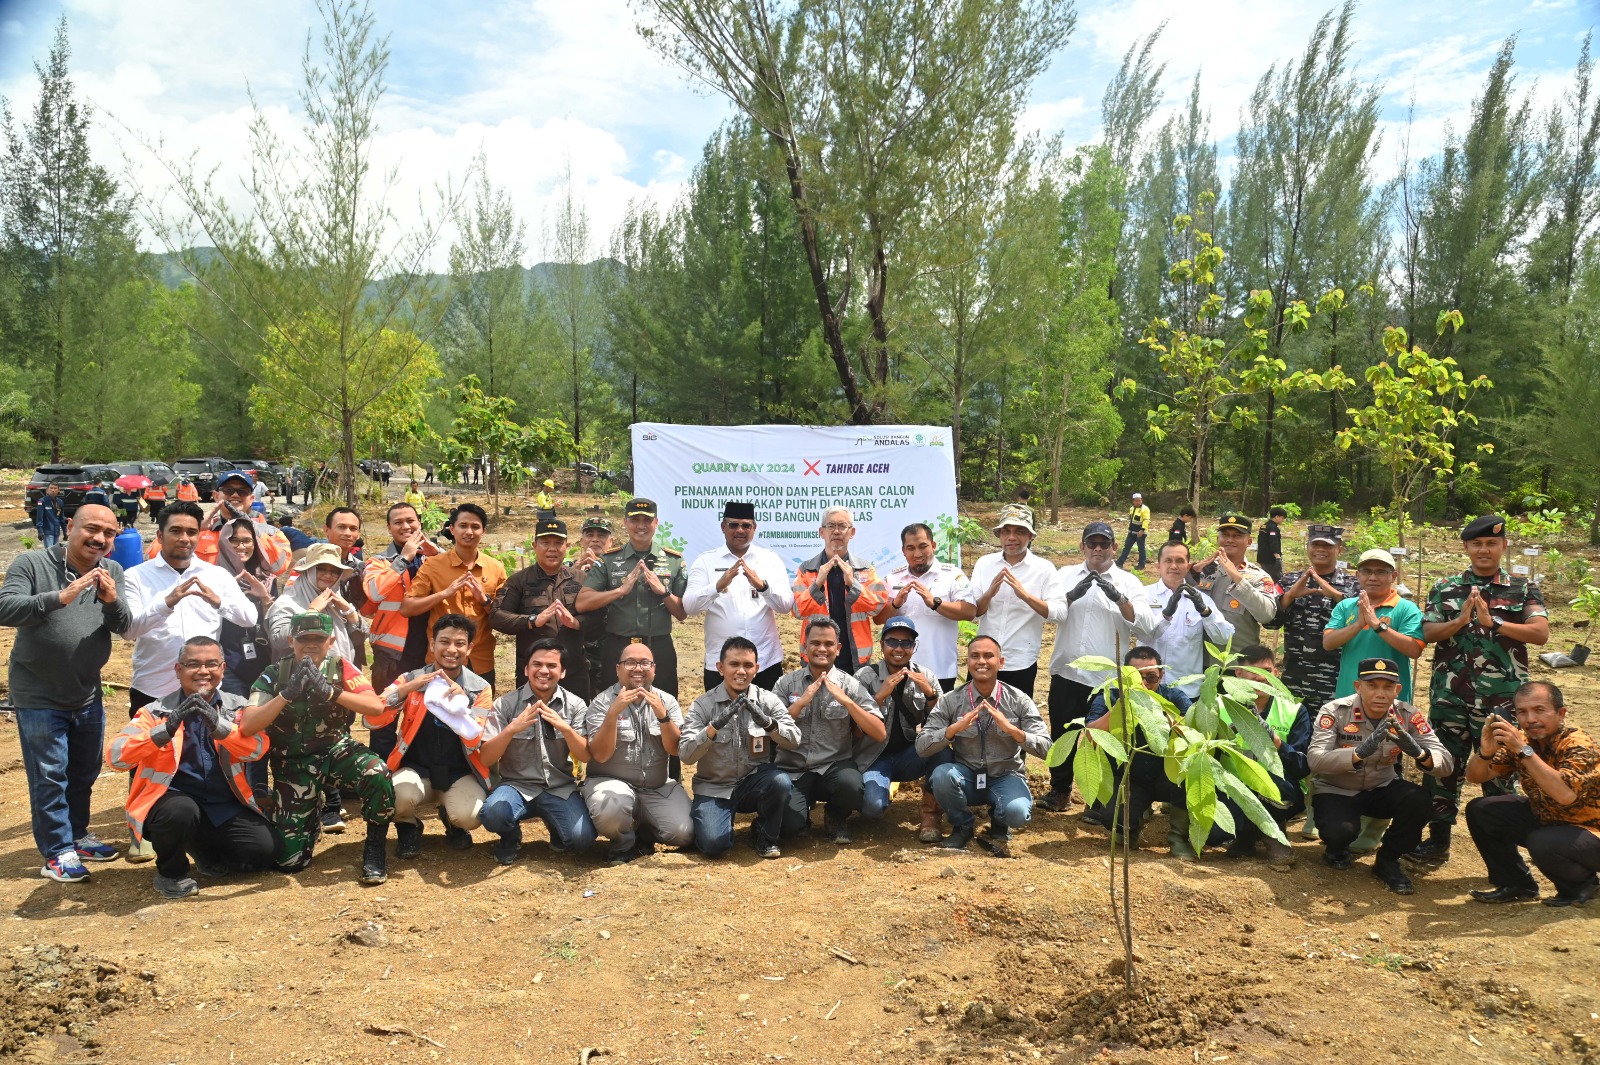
left=74, top=834, right=120, bottom=863
left=42, top=852, right=90, bottom=883
left=755, top=842, right=781, bottom=860
left=153, top=874, right=199, bottom=899
left=826, top=818, right=853, bottom=845
left=125, top=838, right=156, bottom=864
left=192, top=852, right=229, bottom=878
left=321, top=807, right=347, bottom=834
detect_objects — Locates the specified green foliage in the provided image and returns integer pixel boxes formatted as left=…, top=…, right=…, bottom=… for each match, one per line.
left=1310, top=501, right=1343, bottom=524
left=1571, top=585, right=1600, bottom=626
left=438, top=374, right=575, bottom=513
left=1341, top=507, right=1401, bottom=555
left=1272, top=502, right=1303, bottom=520
left=931, top=513, right=987, bottom=565
left=415, top=502, right=449, bottom=535
left=1505, top=509, right=1566, bottom=541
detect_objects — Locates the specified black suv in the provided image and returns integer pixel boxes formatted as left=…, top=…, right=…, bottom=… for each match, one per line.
left=228, top=459, right=280, bottom=493
left=25, top=463, right=120, bottom=519
left=172, top=457, right=238, bottom=502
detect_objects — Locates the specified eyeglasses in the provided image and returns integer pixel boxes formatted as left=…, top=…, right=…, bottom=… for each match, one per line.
left=179, top=659, right=224, bottom=670
left=823, top=522, right=852, bottom=532
left=883, top=637, right=916, bottom=649
left=619, top=659, right=654, bottom=669
left=226, top=537, right=254, bottom=547
left=724, top=521, right=756, bottom=531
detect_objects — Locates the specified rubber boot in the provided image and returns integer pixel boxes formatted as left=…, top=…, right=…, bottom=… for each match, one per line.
left=1166, top=807, right=1197, bottom=861
left=1299, top=801, right=1319, bottom=841
left=1348, top=817, right=1390, bottom=855
left=918, top=788, right=942, bottom=844
left=361, top=822, right=389, bottom=885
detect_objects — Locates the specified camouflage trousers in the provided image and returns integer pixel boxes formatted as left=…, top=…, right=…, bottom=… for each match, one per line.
left=270, top=738, right=395, bottom=870
left=1425, top=700, right=1513, bottom=826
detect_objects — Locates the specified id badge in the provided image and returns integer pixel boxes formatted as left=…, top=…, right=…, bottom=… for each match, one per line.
left=975, top=772, right=988, bottom=791
left=242, top=643, right=257, bottom=660
left=749, top=734, right=766, bottom=757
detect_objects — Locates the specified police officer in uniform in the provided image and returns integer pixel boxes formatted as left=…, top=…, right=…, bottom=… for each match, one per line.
left=1188, top=513, right=1280, bottom=648
left=1306, top=657, right=1453, bottom=894
left=1408, top=514, right=1550, bottom=867
left=576, top=498, right=687, bottom=700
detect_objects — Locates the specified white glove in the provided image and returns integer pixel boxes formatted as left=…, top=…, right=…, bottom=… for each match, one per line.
left=423, top=677, right=482, bottom=742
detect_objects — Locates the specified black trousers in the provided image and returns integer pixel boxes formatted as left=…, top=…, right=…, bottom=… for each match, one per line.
left=144, top=791, right=276, bottom=880
left=783, top=758, right=865, bottom=832
left=1046, top=676, right=1095, bottom=794
left=1224, top=772, right=1304, bottom=845
left=1313, top=778, right=1431, bottom=863
left=997, top=664, right=1040, bottom=704
left=1114, top=774, right=1232, bottom=847
left=702, top=663, right=785, bottom=698
left=1466, top=793, right=1600, bottom=893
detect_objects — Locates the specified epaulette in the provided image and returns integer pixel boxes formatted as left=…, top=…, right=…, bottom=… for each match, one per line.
left=603, top=545, right=625, bottom=555
left=663, top=547, right=682, bottom=558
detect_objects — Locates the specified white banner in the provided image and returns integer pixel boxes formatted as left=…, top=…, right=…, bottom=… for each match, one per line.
left=631, top=423, right=961, bottom=573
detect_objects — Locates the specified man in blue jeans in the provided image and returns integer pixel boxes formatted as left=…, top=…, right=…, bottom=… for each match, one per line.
left=917, top=636, right=1050, bottom=857
left=34, top=483, right=65, bottom=549
left=855, top=617, right=951, bottom=842
left=477, top=639, right=597, bottom=865
left=0, top=503, right=132, bottom=882
left=679, top=636, right=800, bottom=859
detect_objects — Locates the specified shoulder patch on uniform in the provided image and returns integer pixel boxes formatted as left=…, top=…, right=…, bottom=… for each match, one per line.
left=603, top=546, right=624, bottom=555
left=1410, top=711, right=1433, bottom=735
left=662, top=547, right=682, bottom=557
left=1317, top=712, right=1335, bottom=730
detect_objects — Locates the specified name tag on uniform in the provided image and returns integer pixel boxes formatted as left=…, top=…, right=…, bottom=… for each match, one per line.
left=750, top=734, right=766, bottom=756
left=975, top=772, right=988, bottom=791
left=242, top=643, right=257, bottom=660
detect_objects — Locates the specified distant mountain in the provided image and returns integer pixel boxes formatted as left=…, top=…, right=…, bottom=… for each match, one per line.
left=151, top=248, right=619, bottom=300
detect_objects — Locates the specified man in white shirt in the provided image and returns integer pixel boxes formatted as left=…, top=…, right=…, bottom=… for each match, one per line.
left=1143, top=539, right=1235, bottom=698
left=121, top=500, right=258, bottom=861
left=682, top=502, right=795, bottom=692
left=970, top=504, right=1055, bottom=699
left=879, top=522, right=977, bottom=691
left=1040, top=520, right=1154, bottom=813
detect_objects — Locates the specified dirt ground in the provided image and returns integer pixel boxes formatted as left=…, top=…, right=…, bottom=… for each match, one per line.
left=1, top=475, right=1599, bottom=1064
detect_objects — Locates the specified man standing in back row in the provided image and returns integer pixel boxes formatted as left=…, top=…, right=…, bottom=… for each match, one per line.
left=791, top=507, right=889, bottom=672
left=1188, top=514, right=1279, bottom=649
left=683, top=502, right=794, bottom=693
left=880, top=522, right=977, bottom=691
left=970, top=504, right=1055, bottom=698
left=577, top=499, right=687, bottom=698
left=1407, top=515, right=1549, bottom=868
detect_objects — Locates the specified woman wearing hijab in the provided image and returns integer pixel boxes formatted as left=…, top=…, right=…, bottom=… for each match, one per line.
left=216, top=518, right=279, bottom=698
left=265, top=543, right=368, bottom=662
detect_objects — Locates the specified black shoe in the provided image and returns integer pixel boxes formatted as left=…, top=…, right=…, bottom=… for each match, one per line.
left=1373, top=859, right=1415, bottom=895
left=940, top=825, right=975, bottom=851
left=1404, top=824, right=1451, bottom=867
left=977, top=827, right=1013, bottom=859
left=1039, top=791, right=1072, bottom=813
left=492, top=838, right=520, bottom=867
left=361, top=823, right=388, bottom=885
left=1222, top=839, right=1256, bottom=860
left=321, top=807, right=346, bottom=834
left=1543, top=881, right=1600, bottom=908
left=191, top=851, right=229, bottom=878
left=826, top=818, right=853, bottom=845
left=1323, top=847, right=1352, bottom=870
left=395, top=820, right=423, bottom=859
left=1079, top=806, right=1111, bottom=829
left=440, top=811, right=472, bottom=851
left=1470, top=883, right=1539, bottom=904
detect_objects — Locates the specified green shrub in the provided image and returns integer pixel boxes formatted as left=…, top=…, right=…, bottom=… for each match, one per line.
left=1310, top=501, right=1343, bottom=524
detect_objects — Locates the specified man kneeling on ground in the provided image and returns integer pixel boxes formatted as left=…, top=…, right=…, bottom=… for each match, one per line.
left=107, top=636, right=274, bottom=899
left=680, top=636, right=801, bottom=859
left=918, top=636, right=1049, bottom=857
left=1465, top=680, right=1600, bottom=907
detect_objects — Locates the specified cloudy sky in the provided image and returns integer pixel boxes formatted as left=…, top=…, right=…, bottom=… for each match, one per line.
left=1, top=0, right=1595, bottom=270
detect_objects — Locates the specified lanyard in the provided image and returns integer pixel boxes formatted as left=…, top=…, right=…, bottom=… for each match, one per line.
left=967, top=681, right=1008, bottom=763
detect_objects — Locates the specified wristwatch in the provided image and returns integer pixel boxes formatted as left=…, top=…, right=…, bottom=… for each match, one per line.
left=931, top=597, right=943, bottom=612
left=1376, top=620, right=1390, bottom=633
left=1517, top=744, right=1535, bottom=761
left=1491, top=616, right=1504, bottom=632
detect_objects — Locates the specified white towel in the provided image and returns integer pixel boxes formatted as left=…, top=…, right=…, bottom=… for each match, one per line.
left=423, top=677, right=481, bottom=741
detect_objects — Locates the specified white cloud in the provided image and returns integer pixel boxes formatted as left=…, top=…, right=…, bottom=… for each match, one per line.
left=3, top=20, right=24, bottom=37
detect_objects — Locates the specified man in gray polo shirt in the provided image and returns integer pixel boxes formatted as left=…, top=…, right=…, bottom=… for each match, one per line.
left=582, top=643, right=694, bottom=863
left=477, top=638, right=597, bottom=865
left=772, top=617, right=884, bottom=844
left=680, top=636, right=801, bottom=859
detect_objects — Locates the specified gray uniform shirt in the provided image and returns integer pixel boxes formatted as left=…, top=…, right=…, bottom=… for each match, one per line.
left=916, top=681, right=1050, bottom=778
left=853, top=659, right=939, bottom=767
left=1306, top=693, right=1453, bottom=797
left=679, top=684, right=801, bottom=799
left=584, top=684, right=685, bottom=789
left=771, top=666, right=881, bottom=772
left=1187, top=558, right=1280, bottom=647
left=0, top=547, right=131, bottom=710
left=483, top=684, right=588, bottom=800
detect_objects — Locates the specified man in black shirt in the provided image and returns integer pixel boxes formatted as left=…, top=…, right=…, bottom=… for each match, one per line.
left=1168, top=506, right=1197, bottom=545
left=1257, top=507, right=1287, bottom=585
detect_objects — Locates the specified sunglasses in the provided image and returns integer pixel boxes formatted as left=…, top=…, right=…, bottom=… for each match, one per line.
left=883, top=636, right=917, bottom=649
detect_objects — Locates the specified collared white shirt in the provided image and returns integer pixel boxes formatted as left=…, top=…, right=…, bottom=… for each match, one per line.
left=970, top=549, right=1057, bottom=668
left=123, top=554, right=258, bottom=698
left=1142, top=579, right=1236, bottom=698
left=1045, top=562, right=1155, bottom=685
left=881, top=560, right=976, bottom=680
left=682, top=542, right=796, bottom=670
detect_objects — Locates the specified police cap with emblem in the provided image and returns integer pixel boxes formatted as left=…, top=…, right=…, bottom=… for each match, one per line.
left=534, top=517, right=568, bottom=539
left=722, top=501, right=756, bottom=521
left=1307, top=524, right=1344, bottom=545
left=1357, top=657, right=1401, bottom=681
left=1217, top=513, right=1252, bottom=533
left=625, top=498, right=658, bottom=518
left=1460, top=514, right=1506, bottom=540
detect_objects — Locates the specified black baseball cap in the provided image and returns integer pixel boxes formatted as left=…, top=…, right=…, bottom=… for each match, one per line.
left=534, top=517, right=568, bottom=539
left=1357, top=657, right=1401, bottom=681
left=1082, top=521, right=1115, bottom=542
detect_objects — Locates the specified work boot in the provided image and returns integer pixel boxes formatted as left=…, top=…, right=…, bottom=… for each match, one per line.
left=977, top=825, right=1013, bottom=858
left=1348, top=817, right=1391, bottom=855
left=826, top=816, right=853, bottom=845
left=1262, top=837, right=1296, bottom=868
left=1372, top=859, right=1415, bottom=895
left=940, top=824, right=975, bottom=851
left=125, top=838, right=156, bottom=864
left=1038, top=791, right=1072, bottom=813
left=440, top=810, right=473, bottom=851
left=918, top=789, right=943, bottom=844
left=360, top=822, right=389, bottom=885
left=1403, top=823, right=1451, bottom=868
left=395, top=820, right=423, bottom=859
left=1299, top=804, right=1319, bottom=841
left=1323, top=847, right=1352, bottom=870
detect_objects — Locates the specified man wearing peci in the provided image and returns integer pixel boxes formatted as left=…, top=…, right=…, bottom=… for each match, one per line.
left=682, top=502, right=794, bottom=693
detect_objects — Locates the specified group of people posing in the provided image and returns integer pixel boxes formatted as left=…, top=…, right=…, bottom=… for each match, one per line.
left=3, top=486, right=1596, bottom=911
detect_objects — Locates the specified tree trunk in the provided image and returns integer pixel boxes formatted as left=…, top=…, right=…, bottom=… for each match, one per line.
left=1261, top=391, right=1276, bottom=512
left=340, top=408, right=358, bottom=509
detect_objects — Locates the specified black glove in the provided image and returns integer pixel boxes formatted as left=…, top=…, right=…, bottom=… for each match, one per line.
left=1064, top=572, right=1096, bottom=604
left=192, top=694, right=236, bottom=739
left=279, top=657, right=317, bottom=702
left=1182, top=585, right=1212, bottom=616
left=1391, top=725, right=1424, bottom=760
left=1094, top=572, right=1124, bottom=605
left=1353, top=725, right=1389, bottom=762
left=152, top=697, right=200, bottom=747
left=1162, top=586, right=1184, bottom=619
left=304, top=663, right=338, bottom=708
left=710, top=696, right=744, bottom=733
left=744, top=698, right=777, bottom=731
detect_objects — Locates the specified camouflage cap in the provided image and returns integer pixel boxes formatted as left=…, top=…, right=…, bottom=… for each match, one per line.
left=581, top=514, right=613, bottom=533
left=289, top=612, right=333, bottom=638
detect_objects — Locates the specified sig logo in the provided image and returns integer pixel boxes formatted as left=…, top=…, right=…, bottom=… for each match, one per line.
left=641, top=431, right=658, bottom=441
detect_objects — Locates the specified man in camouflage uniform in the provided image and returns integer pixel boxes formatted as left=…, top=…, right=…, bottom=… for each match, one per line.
left=576, top=499, right=687, bottom=698
left=1188, top=514, right=1280, bottom=649
left=574, top=515, right=615, bottom=700
left=1266, top=524, right=1358, bottom=713
left=1407, top=514, right=1550, bottom=867
left=241, top=612, right=394, bottom=884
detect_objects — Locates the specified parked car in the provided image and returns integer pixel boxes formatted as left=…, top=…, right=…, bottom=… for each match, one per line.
left=25, top=463, right=120, bottom=519
left=172, top=457, right=238, bottom=502
left=601, top=467, right=633, bottom=492
left=228, top=459, right=280, bottom=493
left=574, top=462, right=601, bottom=479
left=110, top=460, right=176, bottom=489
